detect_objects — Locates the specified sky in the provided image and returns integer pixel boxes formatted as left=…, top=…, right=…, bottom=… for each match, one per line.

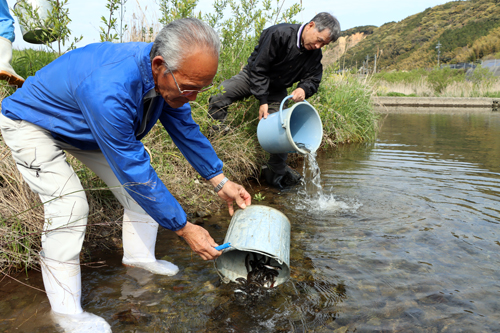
left=9, top=0, right=451, bottom=50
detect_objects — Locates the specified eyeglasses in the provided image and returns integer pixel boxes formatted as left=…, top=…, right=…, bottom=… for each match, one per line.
left=163, top=61, right=213, bottom=96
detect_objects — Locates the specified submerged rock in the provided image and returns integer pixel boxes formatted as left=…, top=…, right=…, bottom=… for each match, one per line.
left=112, top=305, right=151, bottom=325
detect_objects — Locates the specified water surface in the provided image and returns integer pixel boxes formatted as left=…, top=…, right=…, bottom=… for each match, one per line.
left=1, top=112, right=500, bottom=332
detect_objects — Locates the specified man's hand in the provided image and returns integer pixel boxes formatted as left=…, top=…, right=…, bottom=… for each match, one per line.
left=291, top=88, right=305, bottom=102
left=259, top=104, right=269, bottom=120
left=210, top=174, right=252, bottom=216
left=175, top=221, right=221, bottom=260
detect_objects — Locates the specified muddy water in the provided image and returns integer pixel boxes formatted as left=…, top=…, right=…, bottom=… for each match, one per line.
left=2, top=112, right=500, bottom=332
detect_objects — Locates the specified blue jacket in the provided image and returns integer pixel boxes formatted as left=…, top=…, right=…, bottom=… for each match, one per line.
left=1, top=42, right=223, bottom=231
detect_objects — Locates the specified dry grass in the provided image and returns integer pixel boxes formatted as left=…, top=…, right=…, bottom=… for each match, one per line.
left=373, top=77, right=500, bottom=97
left=1, top=85, right=125, bottom=274
left=125, top=0, right=162, bottom=42
left=0, top=86, right=42, bottom=274
left=0, top=140, right=125, bottom=274
left=0, top=143, right=43, bottom=274
left=373, top=77, right=431, bottom=96
left=439, top=80, right=500, bottom=97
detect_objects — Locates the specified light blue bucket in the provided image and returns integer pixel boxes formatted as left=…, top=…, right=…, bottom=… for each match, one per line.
left=215, top=205, right=290, bottom=287
left=257, top=95, right=323, bottom=154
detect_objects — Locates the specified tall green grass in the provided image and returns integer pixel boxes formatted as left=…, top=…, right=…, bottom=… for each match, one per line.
left=12, top=48, right=58, bottom=79
left=315, top=72, right=378, bottom=145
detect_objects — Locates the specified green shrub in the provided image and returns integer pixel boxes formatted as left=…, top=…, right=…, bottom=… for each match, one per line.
left=377, top=91, right=417, bottom=97
left=427, top=67, right=465, bottom=93
left=483, top=91, right=500, bottom=98
left=372, top=69, right=429, bottom=84
left=468, top=64, right=497, bottom=88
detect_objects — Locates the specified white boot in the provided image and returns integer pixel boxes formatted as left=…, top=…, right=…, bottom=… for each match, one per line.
left=40, top=254, right=112, bottom=333
left=122, top=209, right=179, bottom=275
left=0, top=37, right=24, bottom=87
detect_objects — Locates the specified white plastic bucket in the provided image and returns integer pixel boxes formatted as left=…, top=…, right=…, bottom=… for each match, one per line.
left=215, top=205, right=290, bottom=287
left=257, top=95, right=323, bottom=154
left=14, top=0, right=56, bottom=44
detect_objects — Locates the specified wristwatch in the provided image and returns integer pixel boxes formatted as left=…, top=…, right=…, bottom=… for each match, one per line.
left=214, top=177, right=229, bottom=193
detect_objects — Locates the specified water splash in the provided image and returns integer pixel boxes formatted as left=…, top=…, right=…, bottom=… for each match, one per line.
left=299, top=149, right=324, bottom=198
left=294, top=143, right=362, bottom=214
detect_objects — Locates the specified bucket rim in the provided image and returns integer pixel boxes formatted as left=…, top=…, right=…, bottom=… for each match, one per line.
left=216, top=246, right=286, bottom=266
left=283, top=101, right=323, bottom=154
left=214, top=248, right=290, bottom=286
left=233, top=204, right=291, bottom=220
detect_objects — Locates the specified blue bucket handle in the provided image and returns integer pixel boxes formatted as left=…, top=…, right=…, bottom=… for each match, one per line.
left=214, top=242, right=231, bottom=251
left=279, top=95, right=311, bottom=128
left=279, top=95, right=293, bottom=129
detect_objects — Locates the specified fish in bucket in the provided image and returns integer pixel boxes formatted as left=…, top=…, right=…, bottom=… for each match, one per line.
left=215, top=205, right=291, bottom=292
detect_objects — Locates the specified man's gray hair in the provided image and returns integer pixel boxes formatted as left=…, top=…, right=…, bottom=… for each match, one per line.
left=150, top=18, right=220, bottom=72
left=310, top=12, right=341, bottom=43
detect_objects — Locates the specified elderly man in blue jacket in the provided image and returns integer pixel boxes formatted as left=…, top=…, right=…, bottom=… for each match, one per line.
left=0, top=18, right=251, bottom=332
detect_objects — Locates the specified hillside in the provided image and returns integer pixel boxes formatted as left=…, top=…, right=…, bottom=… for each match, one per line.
left=326, top=0, right=500, bottom=71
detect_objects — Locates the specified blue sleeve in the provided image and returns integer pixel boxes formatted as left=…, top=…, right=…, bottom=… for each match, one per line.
left=74, top=77, right=187, bottom=231
left=159, top=102, right=223, bottom=180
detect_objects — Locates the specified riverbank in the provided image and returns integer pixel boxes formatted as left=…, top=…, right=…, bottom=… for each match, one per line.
left=373, top=96, right=499, bottom=113
left=0, top=73, right=378, bottom=273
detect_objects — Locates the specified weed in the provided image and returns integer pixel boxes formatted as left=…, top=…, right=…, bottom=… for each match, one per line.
left=253, top=192, right=265, bottom=202
left=12, top=48, right=57, bottom=79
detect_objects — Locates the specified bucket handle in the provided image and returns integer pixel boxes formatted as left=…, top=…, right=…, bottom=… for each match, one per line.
left=279, top=95, right=311, bottom=128
left=279, top=95, right=293, bottom=129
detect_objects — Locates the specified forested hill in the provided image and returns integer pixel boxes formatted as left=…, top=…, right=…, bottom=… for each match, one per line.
left=328, top=0, right=500, bottom=71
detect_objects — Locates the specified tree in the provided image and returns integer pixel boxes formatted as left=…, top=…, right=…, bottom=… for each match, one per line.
left=158, top=0, right=199, bottom=25
left=13, top=0, right=82, bottom=56
left=99, top=0, right=128, bottom=42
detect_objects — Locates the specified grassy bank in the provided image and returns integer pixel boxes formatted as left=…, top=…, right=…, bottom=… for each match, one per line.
left=0, top=56, right=378, bottom=273
left=371, top=67, right=500, bottom=98
left=0, top=0, right=378, bottom=273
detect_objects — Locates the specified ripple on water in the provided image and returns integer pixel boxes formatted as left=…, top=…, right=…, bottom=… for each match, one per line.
left=3, top=113, right=500, bottom=332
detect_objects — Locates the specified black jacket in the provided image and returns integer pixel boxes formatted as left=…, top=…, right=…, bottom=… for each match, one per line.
left=245, top=23, right=323, bottom=105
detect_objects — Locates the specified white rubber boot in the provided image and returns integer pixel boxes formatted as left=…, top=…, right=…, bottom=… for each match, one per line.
left=122, top=209, right=179, bottom=275
left=40, top=254, right=112, bottom=333
left=0, top=37, right=24, bottom=87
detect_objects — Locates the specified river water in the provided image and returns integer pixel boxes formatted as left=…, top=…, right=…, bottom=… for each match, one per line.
left=1, top=112, right=500, bottom=332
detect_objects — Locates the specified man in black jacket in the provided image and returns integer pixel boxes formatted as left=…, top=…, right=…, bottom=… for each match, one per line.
left=208, top=12, right=340, bottom=189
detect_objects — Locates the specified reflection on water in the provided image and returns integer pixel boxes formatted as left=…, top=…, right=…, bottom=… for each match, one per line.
left=2, top=113, right=500, bottom=332
left=286, top=113, right=500, bottom=332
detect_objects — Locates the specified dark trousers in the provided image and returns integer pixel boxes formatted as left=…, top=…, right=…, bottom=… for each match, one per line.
left=208, top=68, right=288, bottom=175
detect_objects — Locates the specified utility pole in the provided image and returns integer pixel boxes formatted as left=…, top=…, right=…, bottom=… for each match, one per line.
left=373, top=54, right=377, bottom=74
left=436, top=41, right=442, bottom=68
left=365, top=55, right=369, bottom=74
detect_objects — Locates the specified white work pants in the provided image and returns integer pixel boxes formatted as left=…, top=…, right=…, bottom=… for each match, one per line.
left=0, top=114, right=146, bottom=262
